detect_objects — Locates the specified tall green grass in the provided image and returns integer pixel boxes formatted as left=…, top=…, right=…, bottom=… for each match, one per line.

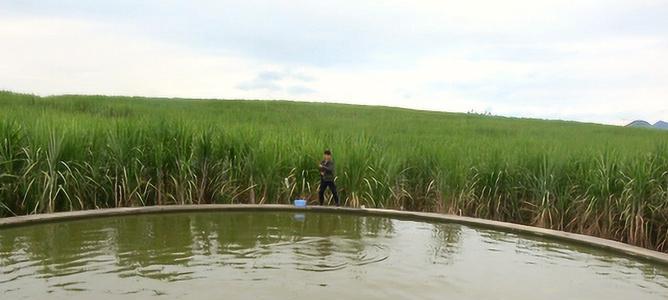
left=1, top=91, right=667, bottom=252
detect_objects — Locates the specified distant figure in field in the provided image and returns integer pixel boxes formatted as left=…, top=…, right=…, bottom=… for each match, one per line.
left=319, top=149, right=339, bottom=206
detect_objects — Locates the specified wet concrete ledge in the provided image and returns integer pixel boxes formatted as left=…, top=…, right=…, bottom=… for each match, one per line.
left=1, top=204, right=667, bottom=266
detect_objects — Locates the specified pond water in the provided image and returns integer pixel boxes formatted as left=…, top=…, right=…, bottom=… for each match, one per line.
left=1, top=211, right=667, bottom=299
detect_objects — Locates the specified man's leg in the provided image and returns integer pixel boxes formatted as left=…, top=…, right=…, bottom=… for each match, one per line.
left=318, top=180, right=326, bottom=205
left=329, top=181, right=340, bottom=206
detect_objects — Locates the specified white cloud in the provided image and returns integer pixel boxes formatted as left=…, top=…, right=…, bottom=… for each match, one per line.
left=0, top=1, right=666, bottom=125
left=0, top=17, right=258, bottom=98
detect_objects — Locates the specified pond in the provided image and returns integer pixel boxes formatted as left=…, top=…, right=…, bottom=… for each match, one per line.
left=1, top=211, right=667, bottom=299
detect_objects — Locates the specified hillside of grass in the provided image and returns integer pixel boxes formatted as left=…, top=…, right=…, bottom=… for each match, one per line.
left=1, top=91, right=667, bottom=251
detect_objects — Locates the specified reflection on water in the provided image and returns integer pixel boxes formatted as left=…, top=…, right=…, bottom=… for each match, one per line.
left=1, top=211, right=667, bottom=300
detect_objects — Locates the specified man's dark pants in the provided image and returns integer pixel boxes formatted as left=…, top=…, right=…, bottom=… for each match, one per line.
left=318, top=180, right=339, bottom=206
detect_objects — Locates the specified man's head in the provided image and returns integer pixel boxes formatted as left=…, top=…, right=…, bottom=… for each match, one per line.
left=323, top=149, right=332, bottom=161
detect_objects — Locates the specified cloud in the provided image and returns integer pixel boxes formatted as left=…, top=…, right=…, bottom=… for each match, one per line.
left=257, top=72, right=284, bottom=82
left=237, top=72, right=282, bottom=91
left=287, top=86, right=316, bottom=95
left=3, top=0, right=666, bottom=67
left=236, top=70, right=316, bottom=94
left=0, top=16, right=259, bottom=99
left=0, top=1, right=666, bottom=125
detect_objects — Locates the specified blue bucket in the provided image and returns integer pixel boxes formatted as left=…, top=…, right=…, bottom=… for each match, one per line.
left=294, top=199, right=307, bottom=207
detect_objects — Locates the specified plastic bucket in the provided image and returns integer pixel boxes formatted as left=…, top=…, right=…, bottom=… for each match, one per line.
left=294, top=199, right=307, bottom=207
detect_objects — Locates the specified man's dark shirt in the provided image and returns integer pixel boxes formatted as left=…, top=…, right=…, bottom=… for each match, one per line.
left=320, top=160, right=335, bottom=182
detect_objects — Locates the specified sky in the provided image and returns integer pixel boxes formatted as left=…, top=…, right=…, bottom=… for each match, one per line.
left=0, top=0, right=667, bottom=125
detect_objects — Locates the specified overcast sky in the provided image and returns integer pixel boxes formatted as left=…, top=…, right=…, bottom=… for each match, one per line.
left=1, top=0, right=667, bottom=125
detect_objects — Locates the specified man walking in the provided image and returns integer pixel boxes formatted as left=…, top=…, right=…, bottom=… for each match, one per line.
left=318, top=149, right=339, bottom=206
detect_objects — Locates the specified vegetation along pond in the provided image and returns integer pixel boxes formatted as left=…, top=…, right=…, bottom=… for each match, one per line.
left=1, top=211, right=667, bottom=299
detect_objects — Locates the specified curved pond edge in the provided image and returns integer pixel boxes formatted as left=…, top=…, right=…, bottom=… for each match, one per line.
left=1, top=204, right=667, bottom=266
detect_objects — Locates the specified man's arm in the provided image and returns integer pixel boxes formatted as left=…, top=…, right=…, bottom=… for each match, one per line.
left=320, top=161, right=334, bottom=171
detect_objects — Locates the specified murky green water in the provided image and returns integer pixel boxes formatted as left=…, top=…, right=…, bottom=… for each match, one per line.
left=1, top=211, right=667, bottom=299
